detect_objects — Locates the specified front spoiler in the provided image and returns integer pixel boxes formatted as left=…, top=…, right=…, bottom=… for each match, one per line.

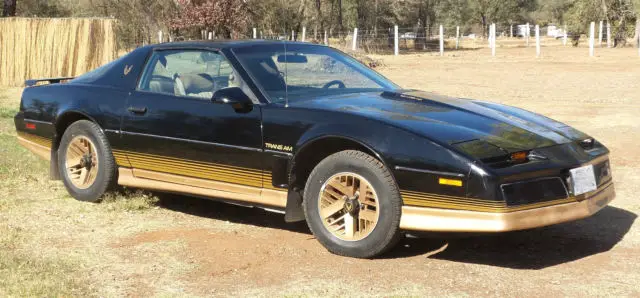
left=399, top=182, right=615, bottom=232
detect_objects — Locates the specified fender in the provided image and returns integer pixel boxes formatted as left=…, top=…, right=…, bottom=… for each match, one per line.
left=284, top=124, right=397, bottom=223
left=292, top=121, right=393, bottom=168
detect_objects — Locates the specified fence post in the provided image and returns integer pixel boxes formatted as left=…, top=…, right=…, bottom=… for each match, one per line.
left=636, top=22, right=640, bottom=56
left=535, top=25, right=540, bottom=57
left=637, top=23, right=640, bottom=56
left=352, top=28, right=358, bottom=51
left=324, top=30, right=328, bottom=45
left=253, top=28, right=257, bottom=39
left=291, top=30, right=295, bottom=40
left=488, top=25, right=492, bottom=48
left=302, top=27, right=307, bottom=42
left=526, top=23, right=530, bottom=47
left=589, top=22, right=595, bottom=57
left=439, top=25, right=444, bottom=56
left=598, top=20, right=603, bottom=47
left=158, top=30, right=163, bottom=43
left=456, top=26, right=460, bottom=49
left=606, top=22, right=611, bottom=48
left=491, top=24, right=496, bottom=57
left=510, top=24, right=513, bottom=38
left=563, top=25, right=567, bottom=46
left=208, top=31, right=213, bottom=40
left=394, top=25, right=399, bottom=56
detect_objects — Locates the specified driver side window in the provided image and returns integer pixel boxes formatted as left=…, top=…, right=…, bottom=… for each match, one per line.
left=138, top=50, right=240, bottom=100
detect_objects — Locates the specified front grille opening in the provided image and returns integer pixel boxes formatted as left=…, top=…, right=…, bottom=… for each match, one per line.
left=501, top=177, right=569, bottom=206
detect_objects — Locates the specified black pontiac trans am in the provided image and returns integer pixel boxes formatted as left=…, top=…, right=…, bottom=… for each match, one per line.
left=15, top=41, right=615, bottom=258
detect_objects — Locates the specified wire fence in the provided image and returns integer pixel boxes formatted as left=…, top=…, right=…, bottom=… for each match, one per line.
left=126, top=22, right=640, bottom=58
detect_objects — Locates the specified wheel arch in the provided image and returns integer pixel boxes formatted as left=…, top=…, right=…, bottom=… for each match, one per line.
left=49, top=110, right=100, bottom=180
left=289, top=135, right=391, bottom=189
left=284, top=135, right=397, bottom=222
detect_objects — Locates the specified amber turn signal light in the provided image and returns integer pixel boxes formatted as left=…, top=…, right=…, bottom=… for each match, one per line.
left=510, top=151, right=528, bottom=162
left=439, top=178, right=463, bottom=187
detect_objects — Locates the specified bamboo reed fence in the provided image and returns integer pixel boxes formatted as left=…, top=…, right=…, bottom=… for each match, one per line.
left=0, top=17, right=117, bottom=86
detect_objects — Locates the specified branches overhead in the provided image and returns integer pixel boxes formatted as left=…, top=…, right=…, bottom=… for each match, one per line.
left=9, top=0, right=640, bottom=46
left=169, top=0, right=251, bottom=38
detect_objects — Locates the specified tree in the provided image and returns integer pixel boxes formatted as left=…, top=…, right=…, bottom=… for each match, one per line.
left=170, top=0, right=252, bottom=39
left=565, top=0, right=638, bottom=47
left=16, top=0, right=70, bottom=17
left=469, top=0, right=537, bottom=36
left=2, top=0, right=16, bottom=17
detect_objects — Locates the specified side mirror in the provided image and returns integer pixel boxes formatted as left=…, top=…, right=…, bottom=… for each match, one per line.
left=211, top=87, right=253, bottom=112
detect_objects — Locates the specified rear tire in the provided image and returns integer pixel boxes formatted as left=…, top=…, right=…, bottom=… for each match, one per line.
left=303, top=150, right=402, bottom=258
left=58, top=120, right=117, bottom=202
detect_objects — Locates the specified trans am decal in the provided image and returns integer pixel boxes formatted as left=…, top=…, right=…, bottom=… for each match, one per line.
left=265, top=143, right=293, bottom=152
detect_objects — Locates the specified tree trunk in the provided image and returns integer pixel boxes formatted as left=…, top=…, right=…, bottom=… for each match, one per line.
left=635, top=19, right=640, bottom=47
left=315, top=0, right=323, bottom=38
left=600, top=0, right=608, bottom=20
left=294, top=0, right=307, bottom=41
left=374, top=0, right=378, bottom=36
left=2, top=0, right=16, bottom=17
left=337, top=0, right=343, bottom=33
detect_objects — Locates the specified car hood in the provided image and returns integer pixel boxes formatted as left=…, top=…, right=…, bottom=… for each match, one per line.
left=289, top=90, right=590, bottom=157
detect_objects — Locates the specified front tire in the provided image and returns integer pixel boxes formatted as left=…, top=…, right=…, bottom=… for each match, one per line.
left=58, top=120, right=117, bottom=202
left=303, top=150, right=402, bottom=258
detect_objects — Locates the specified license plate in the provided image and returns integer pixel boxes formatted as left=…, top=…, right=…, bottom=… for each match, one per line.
left=570, top=164, right=597, bottom=196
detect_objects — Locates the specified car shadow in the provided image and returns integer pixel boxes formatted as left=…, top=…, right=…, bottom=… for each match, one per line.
left=386, top=206, right=636, bottom=269
left=152, top=192, right=635, bottom=269
left=154, top=192, right=311, bottom=235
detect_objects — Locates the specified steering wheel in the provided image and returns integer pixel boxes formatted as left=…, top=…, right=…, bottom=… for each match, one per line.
left=322, top=80, right=346, bottom=89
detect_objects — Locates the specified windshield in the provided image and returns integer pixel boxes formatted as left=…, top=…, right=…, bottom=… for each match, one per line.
left=232, top=44, right=399, bottom=103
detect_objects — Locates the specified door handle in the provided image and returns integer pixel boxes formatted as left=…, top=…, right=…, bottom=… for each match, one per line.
left=127, top=106, right=147, bottom=114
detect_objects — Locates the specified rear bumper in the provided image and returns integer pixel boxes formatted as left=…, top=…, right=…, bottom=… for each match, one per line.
left=399, top=181, right=615, bottom=232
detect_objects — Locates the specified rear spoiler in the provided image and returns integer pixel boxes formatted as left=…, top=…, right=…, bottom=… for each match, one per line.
left=25, top=77, right=75, bottom=87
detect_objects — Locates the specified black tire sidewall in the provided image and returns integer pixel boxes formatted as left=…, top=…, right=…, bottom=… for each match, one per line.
left=304, top=151, right=401, bottom=258
left=57, top=120, right=115, bottom=202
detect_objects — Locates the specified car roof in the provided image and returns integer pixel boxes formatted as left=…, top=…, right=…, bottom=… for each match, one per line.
left=151, top=40, right=321, bottom=50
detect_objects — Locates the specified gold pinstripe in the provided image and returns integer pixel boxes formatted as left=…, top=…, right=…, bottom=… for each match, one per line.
left=116, top=150, right=265, bottom=174
left=262, top=173, right=285, bottom=190
left=111, top=149, right=290, bottom=189
left=112, top=151, right=131, bottom=167
left=17, top=131, right=52, bottom=148
left=126, top=157, right=264, bottom=180
left=401, top=190, right=578, bottom=213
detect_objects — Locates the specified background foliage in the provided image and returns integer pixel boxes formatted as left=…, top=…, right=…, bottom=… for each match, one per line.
left=2, top=0, right=640, bottom=48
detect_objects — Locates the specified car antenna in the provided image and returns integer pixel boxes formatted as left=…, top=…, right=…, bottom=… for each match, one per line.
left=284, top=41, right=289, bottom=108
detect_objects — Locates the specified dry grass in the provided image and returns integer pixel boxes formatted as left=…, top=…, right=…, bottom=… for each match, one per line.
left=0, top=47, right=638, bottom=296
left=100, top=189, right=160, bottom=212
left=0, top=88, right=90, bottom=296
left=0, top=18, right=117, bottom=86
left=0, top=226, right=90, bottom=297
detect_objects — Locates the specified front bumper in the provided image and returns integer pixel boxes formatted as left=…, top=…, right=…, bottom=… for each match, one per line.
left=399, top=181, right=615, bottom=232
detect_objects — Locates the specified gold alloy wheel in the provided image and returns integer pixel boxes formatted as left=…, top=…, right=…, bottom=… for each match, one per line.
left=318, top=172, right=380, bottom=241
left=65, top=136, right=99, bottom=189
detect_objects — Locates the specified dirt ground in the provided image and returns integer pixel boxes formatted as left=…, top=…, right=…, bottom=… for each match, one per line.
left=1, top=46, right=639, bottom=297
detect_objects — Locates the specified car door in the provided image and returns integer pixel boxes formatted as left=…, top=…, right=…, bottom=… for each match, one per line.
left=119, top=48, right=266, bottom=198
